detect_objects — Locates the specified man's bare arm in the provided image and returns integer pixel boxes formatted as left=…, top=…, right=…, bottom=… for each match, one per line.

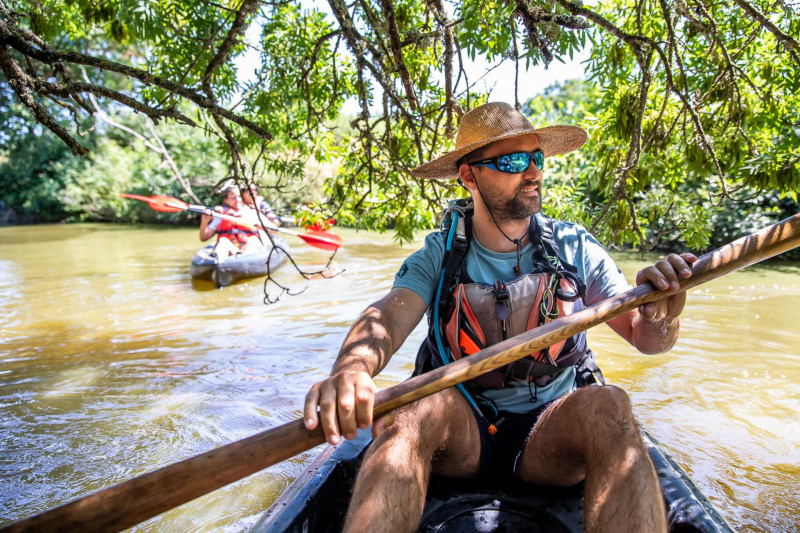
left=607, top=252, right=697, bottom=354
left=304, top=287, right=428, bottom=444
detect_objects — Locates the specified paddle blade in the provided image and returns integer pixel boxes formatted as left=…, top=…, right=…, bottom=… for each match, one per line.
left=119, top=193, right=154, bottom=203
left=119, top=193, right=189, bottom=213
left=148, top=195, right=189, bottom=212
left=299, top=229, right=343, bottom=251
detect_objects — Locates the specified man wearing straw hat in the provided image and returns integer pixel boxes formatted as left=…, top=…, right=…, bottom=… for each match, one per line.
left=304, top=102, right=696, bottom=532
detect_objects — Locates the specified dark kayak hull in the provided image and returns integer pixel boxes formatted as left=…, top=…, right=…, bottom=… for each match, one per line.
left=250, top=429, right=733, bottom=533
left=190, top=236, right=289, bottom=288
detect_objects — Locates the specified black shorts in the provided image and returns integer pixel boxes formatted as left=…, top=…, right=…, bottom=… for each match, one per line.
left=468, top=402, right=552, bottom=484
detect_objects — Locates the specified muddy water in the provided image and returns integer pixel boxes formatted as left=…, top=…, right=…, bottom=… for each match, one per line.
left=0, top=223, right=798, bottom=532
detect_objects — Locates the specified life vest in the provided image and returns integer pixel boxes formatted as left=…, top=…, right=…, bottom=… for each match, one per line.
left=444, top=273, right=587, bottom=389
left=217, top=206, right=259, bottom=247
left=413, top=199, right=604, bottom=422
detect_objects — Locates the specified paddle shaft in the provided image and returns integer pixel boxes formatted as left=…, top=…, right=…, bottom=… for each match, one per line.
left=188, top=203, right=262, bottom=232
left=3, top=213, right=799, bottom=533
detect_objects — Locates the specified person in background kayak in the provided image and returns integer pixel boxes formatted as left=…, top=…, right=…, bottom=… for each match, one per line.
left=199, top=186, right=263, bottom=257
left=241, top=183, right=281, bottom=229
left=303, top=102, right=697, bottom=533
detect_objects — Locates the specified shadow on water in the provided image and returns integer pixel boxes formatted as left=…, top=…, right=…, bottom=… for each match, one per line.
left=191, top=277, right=219, bottom=292
left=0, top=223, right=103, bottom=245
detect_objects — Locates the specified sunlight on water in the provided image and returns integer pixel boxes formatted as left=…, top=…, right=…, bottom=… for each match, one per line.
left=0, top=224, right=798, bottom=532
left=41, top=366, right=105, bottom=398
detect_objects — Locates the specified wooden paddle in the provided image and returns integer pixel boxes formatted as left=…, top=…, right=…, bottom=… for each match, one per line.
left=119, top=193, right=344, bottom=251
left=3, top=213, right=799, bottom=533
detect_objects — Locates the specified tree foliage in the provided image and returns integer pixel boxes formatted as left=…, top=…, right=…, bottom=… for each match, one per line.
left=1, top=0, right=798, bottom=248
left=562, top=0, right=800, bottom=250
left=525, top=79, right=796, bottom=254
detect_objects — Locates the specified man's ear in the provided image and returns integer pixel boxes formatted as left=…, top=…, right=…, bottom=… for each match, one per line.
left=458, top=163, right=477, bottom=191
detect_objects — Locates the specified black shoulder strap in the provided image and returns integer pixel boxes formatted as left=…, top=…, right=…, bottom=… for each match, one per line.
left=437, top=206, right=471, bottom=318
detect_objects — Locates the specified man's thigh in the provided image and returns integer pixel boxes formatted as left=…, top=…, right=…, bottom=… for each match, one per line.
left=386, top=386, right=483, bottom=478
left=515, top=385, right=634, bottom=486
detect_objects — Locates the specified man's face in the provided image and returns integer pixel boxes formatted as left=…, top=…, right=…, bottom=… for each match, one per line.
left=467, top=135, right=544, bottom=222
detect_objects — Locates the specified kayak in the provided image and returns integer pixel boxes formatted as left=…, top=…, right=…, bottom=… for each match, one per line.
left=190, top=236, right=289, bottom=288
left=250, top=429, right=734, bottom=533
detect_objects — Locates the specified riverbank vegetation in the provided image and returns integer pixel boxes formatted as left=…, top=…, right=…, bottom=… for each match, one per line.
left=1, top=0, right=798, bottom=253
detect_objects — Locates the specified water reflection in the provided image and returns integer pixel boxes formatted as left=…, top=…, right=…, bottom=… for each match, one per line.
left=0, top=225, right=798, bottom=532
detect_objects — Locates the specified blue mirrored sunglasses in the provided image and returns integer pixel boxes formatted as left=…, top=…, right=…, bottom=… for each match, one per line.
left=468, top=150, right=544, bottom=174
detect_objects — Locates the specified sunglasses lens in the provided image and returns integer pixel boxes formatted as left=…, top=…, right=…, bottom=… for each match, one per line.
left=497, top=152, right=532, bottom=173
left=532, top=151, right=544, bottom=170
left=496, top=152, right=544, bottom=173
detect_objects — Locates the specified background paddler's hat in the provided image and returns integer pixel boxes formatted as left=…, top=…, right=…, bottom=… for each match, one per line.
left=412, top=102, right=587, bottom=180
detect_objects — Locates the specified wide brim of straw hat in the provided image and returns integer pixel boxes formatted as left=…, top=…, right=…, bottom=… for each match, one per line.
left=412, top=102, right=587, bottom=180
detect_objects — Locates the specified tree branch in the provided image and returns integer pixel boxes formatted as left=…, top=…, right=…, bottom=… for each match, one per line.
left=731, top=0, right=800, bottom=65
left=379, top=0, right=418, bottom=110
left=0, top=18, right=272, bottom=139
left=201, top=0, right=260, bottom=89
left=0, top=45, right=88, bottom=155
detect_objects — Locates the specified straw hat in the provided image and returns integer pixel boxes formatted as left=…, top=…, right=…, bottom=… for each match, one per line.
left=412, top=102, right=587, bottom=180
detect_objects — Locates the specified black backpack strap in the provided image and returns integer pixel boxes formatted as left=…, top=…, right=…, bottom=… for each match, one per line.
left=532, top=213, right=565, bottom=266
left=437, top=207, right=470, bottom=318
left=574, top=349, right=605, bottom=387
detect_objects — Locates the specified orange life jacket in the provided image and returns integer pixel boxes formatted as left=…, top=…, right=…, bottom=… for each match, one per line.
left=217, top=206, right=258, bottom=247
left=443, top=273, right=584, bottom=390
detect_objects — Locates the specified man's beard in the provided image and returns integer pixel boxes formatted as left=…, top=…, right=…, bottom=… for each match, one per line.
left=477, top=178, right=541, bottom=222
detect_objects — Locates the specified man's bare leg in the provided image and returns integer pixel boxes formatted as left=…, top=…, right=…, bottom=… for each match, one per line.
left=516, top=384, right=666, bottom=533
left=342, top=388, right=482, bottom=533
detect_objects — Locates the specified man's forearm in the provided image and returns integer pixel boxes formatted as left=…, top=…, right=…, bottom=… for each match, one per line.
left=331, top=306, right=395, bottom=377
left=631, top=314, right=680, bottom=354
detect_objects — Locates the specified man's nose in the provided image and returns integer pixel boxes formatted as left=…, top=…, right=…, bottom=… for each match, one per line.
left=522, top=163, right=543, bottom=182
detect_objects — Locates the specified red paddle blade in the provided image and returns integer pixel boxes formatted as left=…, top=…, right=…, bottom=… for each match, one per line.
left=147, top=195, right=189, bottom=212
left=119, top=193, right=154, bottom=202
left=119, top=193, right=188, bottom=213
left=299, top=229, right=343, bottom=251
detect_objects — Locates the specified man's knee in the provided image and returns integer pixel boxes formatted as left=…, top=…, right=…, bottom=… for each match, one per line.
left=551, top=385, right=637, bottom=442
left=577, top=385, right=641, bottom=444
left=556, top=382, right=630, bottom=416
left=587, top=384, right=633, bottom=414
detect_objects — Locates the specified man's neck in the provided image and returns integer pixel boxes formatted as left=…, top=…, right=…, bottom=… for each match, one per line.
left=471, top=208, right=531, bottom=253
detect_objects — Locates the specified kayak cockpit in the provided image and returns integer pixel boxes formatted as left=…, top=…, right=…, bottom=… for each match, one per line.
left=251, top=430, right=733, bottom=533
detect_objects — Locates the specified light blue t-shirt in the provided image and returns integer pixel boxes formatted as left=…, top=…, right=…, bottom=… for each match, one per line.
left=393, top=216, right=631, bottom=413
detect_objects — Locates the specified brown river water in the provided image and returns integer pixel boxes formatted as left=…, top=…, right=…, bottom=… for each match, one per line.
left=0, top=223, right=799, bottom=532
